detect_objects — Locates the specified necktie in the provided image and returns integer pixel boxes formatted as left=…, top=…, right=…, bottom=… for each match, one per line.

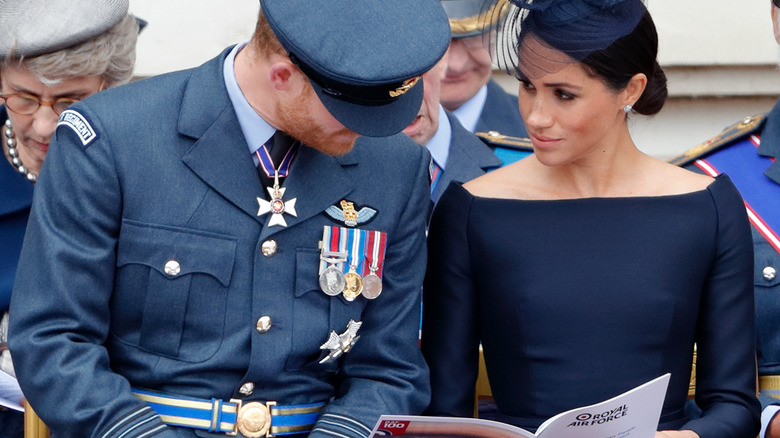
left=257, top=131, right=295, bottom=191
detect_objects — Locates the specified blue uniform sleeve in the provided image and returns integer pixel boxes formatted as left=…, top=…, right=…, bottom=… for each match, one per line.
left=421, top=183, right=481, bottom=417
left=309, top=145, right=432, bottom=438
left=8, top=106, right=176, bottom=437
left=683, top=176, right=761, bottom=437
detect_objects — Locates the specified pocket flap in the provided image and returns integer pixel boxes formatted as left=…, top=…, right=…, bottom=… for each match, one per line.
left=117, top=219, right=236, bottom=287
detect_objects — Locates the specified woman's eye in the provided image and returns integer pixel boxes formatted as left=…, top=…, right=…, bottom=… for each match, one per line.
left=520, top=80, right=535, bottom=91
left=556, top=89, right=575, bottom=101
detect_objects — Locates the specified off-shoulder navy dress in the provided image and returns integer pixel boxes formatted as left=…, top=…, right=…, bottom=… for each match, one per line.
left=422, top=174, right=760, bottom=438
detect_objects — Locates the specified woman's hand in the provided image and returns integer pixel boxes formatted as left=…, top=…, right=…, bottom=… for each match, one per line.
left=655, top=431, right=700, bottom=438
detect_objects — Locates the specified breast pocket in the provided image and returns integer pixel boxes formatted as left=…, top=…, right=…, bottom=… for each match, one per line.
left=285, top=248, right=365, bottom=372
left=111, top=219, right=236, bottom=362
left=754, top=239, right=780, bottom=368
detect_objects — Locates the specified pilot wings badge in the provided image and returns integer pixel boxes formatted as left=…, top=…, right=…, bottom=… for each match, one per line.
left=319, top=320, right=362, bottom=364
left=324, top=200, right=377, bottom=227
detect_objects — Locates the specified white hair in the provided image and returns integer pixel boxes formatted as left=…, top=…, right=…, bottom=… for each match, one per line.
left=2, top=14, right=139, bottom=88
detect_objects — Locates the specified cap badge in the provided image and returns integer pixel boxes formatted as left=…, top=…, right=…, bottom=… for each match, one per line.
left=389, top=76, right=421, bottom=98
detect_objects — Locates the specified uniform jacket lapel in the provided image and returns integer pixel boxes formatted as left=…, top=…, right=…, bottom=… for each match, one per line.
left=178, top=48, right=355, bottom=235
left=180, top=49, right=264, bottom=223
left=432, top=111, right=501, bottom=202
left=475, top=79, right=528, bottom=138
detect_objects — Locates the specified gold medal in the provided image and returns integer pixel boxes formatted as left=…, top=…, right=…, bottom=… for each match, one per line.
left=343, top=269, right=363, bottom=302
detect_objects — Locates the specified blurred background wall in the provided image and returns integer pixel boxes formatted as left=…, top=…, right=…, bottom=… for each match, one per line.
left=128, top=0, right=780, bottom=159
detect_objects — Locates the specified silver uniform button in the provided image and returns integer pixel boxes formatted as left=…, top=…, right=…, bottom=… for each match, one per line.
left=164, top=260, right=181, bottom=277
left=261, top=240, right=278, bottom=257
left=256, top=316, right=272, bottom=333
left=763, top=266, right=777, bottom=282
left=239, top=382, right=255, bottom=396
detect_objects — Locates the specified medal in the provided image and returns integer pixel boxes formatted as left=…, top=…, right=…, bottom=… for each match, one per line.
left=342, top=229, right=366, bottom=302
left=343, top=269, right=363, bottom=302
left=362, top=230, right=386, bottom=299
left=319, top=251, right=347, bottom=296
left=319, top=227, right=348, bottom=296
left=256, top=140, right=300, bottom=227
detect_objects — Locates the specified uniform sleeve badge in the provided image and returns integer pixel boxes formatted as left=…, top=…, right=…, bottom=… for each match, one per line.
left=57, top=109, right=99, bottom=149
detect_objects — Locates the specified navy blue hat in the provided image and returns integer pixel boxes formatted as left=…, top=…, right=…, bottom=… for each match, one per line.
left=442, top=0, right=508, bottom=38
left=495, top=0, right=646, bottom=78
left=261, top=0, right=452, bottom=137
left=0, top=0, right=129, bottom=58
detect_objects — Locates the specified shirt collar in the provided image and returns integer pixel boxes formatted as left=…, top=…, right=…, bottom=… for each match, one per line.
left=425, top=105, right=452, bottom=169
left=451, top=84, right=487, bottom=133
left=223, top=41, right=276, bottom=156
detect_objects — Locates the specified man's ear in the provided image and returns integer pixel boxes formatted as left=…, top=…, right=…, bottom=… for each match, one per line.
left=268, top=60, right=299, bottom=91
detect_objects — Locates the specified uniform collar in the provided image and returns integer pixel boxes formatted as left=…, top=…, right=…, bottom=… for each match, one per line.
left=223, top=41, right=275, bottom=156
left=425, top=105, right=452, bottom=169
left=451, top=84, right=487, bottom=133
left=758, top=100, right=780, bottom=185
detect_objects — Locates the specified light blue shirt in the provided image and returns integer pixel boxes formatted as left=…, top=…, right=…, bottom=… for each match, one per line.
left=451, top=84, right=487, bottom=133
left=425, top=105, right=452, bottom=170
left=223, top=41, right=276, bottom=165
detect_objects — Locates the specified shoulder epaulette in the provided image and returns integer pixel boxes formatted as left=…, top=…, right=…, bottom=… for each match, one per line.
left=476, top=131, right=534, bottom=152
left=667, top=114, right=765, bottom=166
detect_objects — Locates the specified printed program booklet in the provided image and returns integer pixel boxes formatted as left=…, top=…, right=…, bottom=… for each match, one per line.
left=0, top=370, right=24, bottom=412
left=370, top=373, right=670, bottom=438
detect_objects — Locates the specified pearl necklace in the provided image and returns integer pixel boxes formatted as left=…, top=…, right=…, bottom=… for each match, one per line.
left=3, top=119, right=36, bottom=184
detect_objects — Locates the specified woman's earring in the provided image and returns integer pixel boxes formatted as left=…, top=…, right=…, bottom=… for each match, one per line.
left=623, top=104, right=633, bottom=113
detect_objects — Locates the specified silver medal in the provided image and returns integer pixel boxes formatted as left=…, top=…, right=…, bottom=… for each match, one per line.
left=362, top=272, right=382, bottom=299
left=319, top=265, right=346, bottom=296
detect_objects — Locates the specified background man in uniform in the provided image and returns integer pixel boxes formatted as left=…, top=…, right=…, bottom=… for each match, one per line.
left=440, top=0, right=528, bottom=161
left=669, top=1, right=780, bottom=437
left=403, top=55, right=502, bottom=205
left=8, top=1, right=451, bottom=437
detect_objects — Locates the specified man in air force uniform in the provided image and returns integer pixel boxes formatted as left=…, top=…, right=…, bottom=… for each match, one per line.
left=8, top=1, right=451, bottom=437
left=669, top=2, right=780, bottom=436
left=403, top=55, right=503, bottom=205
left=440, top=0, right=531, bottom=166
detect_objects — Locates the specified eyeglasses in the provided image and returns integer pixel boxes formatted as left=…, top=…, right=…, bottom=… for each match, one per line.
left=0, top=93, right=81, bottom=116
left=0, top=77, right=105, bottom=116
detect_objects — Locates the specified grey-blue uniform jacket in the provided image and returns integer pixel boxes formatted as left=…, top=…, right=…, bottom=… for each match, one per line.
left=430, top=111, right=502, bottom=204
left=9, top=48, right=430, bottom=438
left=670, top=103, right=780, bottom=411
left=475, top=80, right=527, bottom=139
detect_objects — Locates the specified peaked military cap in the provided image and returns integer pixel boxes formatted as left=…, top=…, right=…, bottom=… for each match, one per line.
left=261, top=0, right=451, bottom=137
left=442, top=0, right=508, bottom=38
left=0, top=0, right=129, bottom=58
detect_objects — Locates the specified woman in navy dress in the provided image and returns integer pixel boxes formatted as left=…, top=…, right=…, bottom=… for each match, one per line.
left=421, top=1, right=760, bottom=437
